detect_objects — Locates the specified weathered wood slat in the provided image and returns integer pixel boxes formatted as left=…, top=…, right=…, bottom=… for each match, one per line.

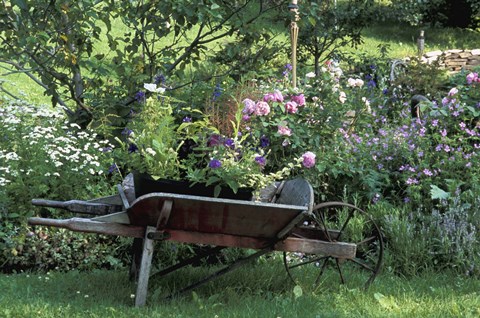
left=31, top=199, right=121, bottom=215
left=275, top=237, right=356, bottom=259
left=27, top=217, right=144, bottom=238
left=135, top=226, right=155, bottom=307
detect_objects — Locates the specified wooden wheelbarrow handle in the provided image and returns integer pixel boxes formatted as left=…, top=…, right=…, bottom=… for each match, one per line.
left=28, top=217, right=145, bottom=238
left=31, top=199, right=121, bottom=215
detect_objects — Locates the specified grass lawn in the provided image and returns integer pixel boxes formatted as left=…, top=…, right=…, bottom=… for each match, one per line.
left=1, top=257, right=479, bottom=318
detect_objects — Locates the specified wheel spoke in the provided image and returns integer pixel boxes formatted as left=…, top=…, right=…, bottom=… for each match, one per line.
left=283, top=202, right=383, bottom=290
left=350, top=257, right=374, bottom=272
left=357, top=235, right=377, bottom=246
left=335, top=258, right=345, bottom=284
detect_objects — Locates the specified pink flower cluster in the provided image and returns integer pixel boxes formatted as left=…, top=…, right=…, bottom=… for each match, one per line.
left=242, top=90, right=306, bottom=117
left=302, top=151, right=316, bottom=168
left=466, top=72, right=479, bottom=85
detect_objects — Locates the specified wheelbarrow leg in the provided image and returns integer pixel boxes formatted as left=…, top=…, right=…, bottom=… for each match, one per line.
left=129, top=237, right=143, bottom=282
left=135, top=226, right=156, bottom=307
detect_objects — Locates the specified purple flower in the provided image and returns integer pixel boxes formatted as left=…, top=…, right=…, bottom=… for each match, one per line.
left=135, top=91, right=146, bottom=102
left=183, top=116, right=192, bottom=123
left=406, top=178, right=419, bottom=185
left=224, top=138, right=235, bottom=148
left=212, top=83, right=222, bottom=101
left=128, top=143, right=138, bottom=153
left=108, top=163, right=118, bottom=174
left=423, top=169, right=433, bottom=176
left=302, top=151, right=316, bottom=168
left=209, top=159, right=222, bottom=169
left=242, top=98, right=257, bottom=114
left=255, top=156, right=266, bottom=167
left=122, top=128, right=133, bottom=136
left=260, top=135, right=270, bottom=148
left=154, top=74, right=166, bottom=84
left=207, top=134, right=222, bottom=147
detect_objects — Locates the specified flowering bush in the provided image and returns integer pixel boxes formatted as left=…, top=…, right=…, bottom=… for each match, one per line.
left=0, top=98, right=118, bottom=271
left=115, top=79, right=324, bottom=197
left=336, top=71, right=480, bottom=208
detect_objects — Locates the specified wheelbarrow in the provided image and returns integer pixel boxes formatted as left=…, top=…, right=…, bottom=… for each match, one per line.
left=28, top=174, right=383, bottom=306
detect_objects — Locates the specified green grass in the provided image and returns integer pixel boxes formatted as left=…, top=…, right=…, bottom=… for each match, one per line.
left=1, top=257, right=479, bottom=317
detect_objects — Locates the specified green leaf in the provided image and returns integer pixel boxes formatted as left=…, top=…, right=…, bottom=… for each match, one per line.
left=214, top=185, right=221, bottom=198
left=430, top=185, right=450, bottom=200
left=293, top=285, right=303, bottom=299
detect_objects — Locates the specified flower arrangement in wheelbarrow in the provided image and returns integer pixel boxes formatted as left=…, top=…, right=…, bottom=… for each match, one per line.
left=113, top=82, right=317, bottom=198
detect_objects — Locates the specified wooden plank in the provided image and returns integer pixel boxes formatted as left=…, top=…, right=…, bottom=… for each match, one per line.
left=275, top=237, right=356, bottom=259
left=135, top=226, right=155, bottom=307
left=165, top=229, right=270, bottom=249
left=31, top=199, right=121, bottom=215
left=163, top=229, right=356, bottom=258
left=27, top=217, right=144, bottom=238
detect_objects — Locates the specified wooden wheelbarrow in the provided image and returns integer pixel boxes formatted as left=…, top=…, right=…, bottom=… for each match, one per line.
left=29, top=175, right=383, bottom=306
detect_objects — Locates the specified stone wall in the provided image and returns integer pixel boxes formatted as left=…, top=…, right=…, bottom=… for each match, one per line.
left=420, top=49, right=480, bottom=73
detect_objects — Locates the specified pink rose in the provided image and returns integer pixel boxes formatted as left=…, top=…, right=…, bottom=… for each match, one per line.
left=263, top=89, right=284, bottom=103
left=285, top=101, right=298, bottom=114
left=254, top=101, right=270, bottom=116
left=291, top=94, right=305, bottom=106
left=278, top=124, right=292, bottom=136
left=302, top=151, right=316, bottom=168
left=242, top=98, right=256, bottom=114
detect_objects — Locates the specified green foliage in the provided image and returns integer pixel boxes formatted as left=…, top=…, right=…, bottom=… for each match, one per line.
left=390, top=56, right=449, bottom=102
left=375, top=193, right=480, bottom=276
left=297, top=0, right=374, bottom=74
left=0, top=0, right=288, bottom=128
left=389, top=0, right=479, bottom=28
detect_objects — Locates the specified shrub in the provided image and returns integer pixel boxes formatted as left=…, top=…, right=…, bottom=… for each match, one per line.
left=0, top=98, right=120, bottom=271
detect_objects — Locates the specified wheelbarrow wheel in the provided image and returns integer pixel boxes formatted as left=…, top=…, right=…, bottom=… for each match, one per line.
left=283, top=201, right=384, bottom=290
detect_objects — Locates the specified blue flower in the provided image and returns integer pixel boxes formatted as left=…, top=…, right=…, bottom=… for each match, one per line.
left=135, top=91, right=145, bottom=102
left=182, top=116, right=192, bottom=123
left=108, top=163, right=118, bottom=174
left=224, top=138, right=235, bottom=148
left=212, top=83, right=222, bottom=101
left=128, top=143, right=138, bottom=153
left=154, top=74, right=166, bottom=84
left=121, top=128, right=133, bottom=136
left=255, top=156, right=266, bottom=167
left=209, top=159, right=222, bottom=169
left=259, top=135, right=270, bottom=148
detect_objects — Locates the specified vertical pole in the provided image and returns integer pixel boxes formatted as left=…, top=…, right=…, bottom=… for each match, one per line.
left=417, top=30, right=425, bottom=57
left=289, top=0, right=299, bottom=88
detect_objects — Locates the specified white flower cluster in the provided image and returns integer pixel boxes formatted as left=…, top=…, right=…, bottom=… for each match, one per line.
left=1, top=100, right=115, bottom=181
